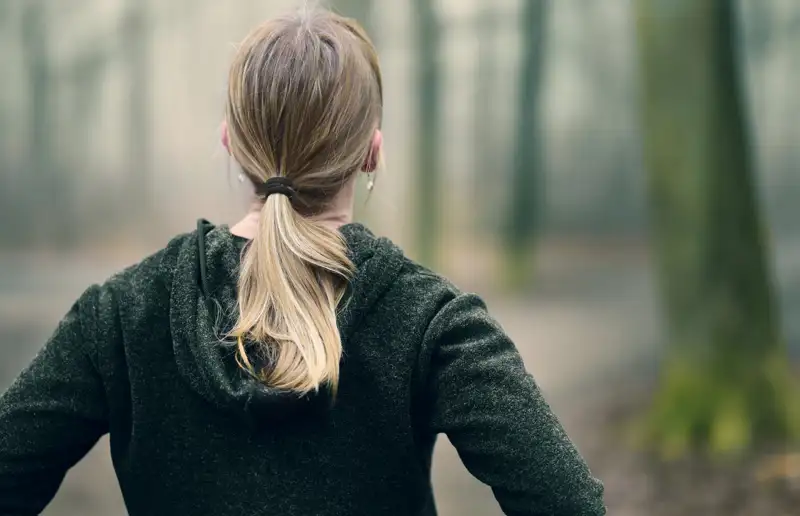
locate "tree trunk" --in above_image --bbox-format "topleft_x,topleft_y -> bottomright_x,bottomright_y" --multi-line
121,0 -> 153,233
67,49 -> 109,164
635,0 -> 799,457
472,5 -> 501,233
0,3 -> 17,243
21,0 -> 57,246
412,0 -> 441,266
505,0 -> 548,288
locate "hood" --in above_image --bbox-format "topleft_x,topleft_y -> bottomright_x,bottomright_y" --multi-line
168,220 -> 406,428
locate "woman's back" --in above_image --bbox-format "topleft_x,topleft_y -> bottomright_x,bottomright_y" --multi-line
93,222 -> 435,514
0,221 -> 604,515
0,8 -> 605,515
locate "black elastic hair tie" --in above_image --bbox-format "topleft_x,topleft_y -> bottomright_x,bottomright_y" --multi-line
255,176 -> 296,200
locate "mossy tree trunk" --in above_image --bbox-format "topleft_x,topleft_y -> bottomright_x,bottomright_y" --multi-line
412,0 -> 441,267
635,0 -> 799,457
505,0 -> 548,288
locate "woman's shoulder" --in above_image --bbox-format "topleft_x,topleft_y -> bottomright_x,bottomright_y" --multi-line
99,229 -> 195,294
396,258 -> 460,299
355,227 -> 456,289
76,228 -> 198,334
365,233 -> 470,322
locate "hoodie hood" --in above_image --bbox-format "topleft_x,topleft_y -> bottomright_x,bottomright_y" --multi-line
168,220 -> 406,427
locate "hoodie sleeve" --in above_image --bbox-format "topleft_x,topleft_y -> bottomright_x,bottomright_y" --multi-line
0,286 -> 109,515
422,293 -> 606,516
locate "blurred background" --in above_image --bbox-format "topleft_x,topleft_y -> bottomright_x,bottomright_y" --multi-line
1,0 -> 800,514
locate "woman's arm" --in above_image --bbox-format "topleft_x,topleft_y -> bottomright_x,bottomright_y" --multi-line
0,286 -> 109,515
423,293 -> 605,516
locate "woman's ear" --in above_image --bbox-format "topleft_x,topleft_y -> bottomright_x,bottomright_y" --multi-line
363,129 -> 383,172
220,120 -> 231,155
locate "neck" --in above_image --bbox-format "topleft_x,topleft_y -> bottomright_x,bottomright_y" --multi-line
230,177 -> 356,240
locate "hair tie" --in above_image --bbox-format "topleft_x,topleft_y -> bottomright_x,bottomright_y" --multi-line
255,176 -> 296,200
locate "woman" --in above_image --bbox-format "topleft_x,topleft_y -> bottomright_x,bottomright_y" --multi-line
0,8 -> 605,516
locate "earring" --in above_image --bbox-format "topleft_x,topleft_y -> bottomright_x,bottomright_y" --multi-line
366,173 -> 375,191
238,173 -> 245,183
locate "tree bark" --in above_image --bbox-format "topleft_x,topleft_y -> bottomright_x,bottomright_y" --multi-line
635,0 -> 799,456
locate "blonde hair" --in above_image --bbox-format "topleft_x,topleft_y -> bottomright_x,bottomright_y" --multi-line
224,9 -> 383,396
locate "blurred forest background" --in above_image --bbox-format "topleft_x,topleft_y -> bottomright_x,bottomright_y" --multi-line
1,0 -> 800,514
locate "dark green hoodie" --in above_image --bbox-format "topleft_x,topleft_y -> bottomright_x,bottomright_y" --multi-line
0,221 -> 605,516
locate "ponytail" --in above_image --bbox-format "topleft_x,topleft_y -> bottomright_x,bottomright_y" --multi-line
229,191 -> 354,395
223,8 -> 383,395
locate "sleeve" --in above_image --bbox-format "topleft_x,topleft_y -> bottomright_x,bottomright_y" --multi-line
423,293 -> 606,516
0,286 -> 109,515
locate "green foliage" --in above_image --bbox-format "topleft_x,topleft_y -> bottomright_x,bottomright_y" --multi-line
635,351 -> 800,460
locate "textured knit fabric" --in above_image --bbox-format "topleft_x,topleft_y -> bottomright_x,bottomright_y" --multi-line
0,221 -> 605,516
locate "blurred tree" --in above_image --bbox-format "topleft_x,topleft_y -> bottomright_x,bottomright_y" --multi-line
64,50 -> 110,163
62,43 -> 115,236
20,0 -> 49,244
412,0 -> 441,266
635,0 -> 799,457
0,1 -> 16,236
580,2 -> 642,235
472,4 -> 502,232
505,0 -> 549,288
121,0 -> 153,234
741,0 -> 773,60
21,0 -> 72,246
